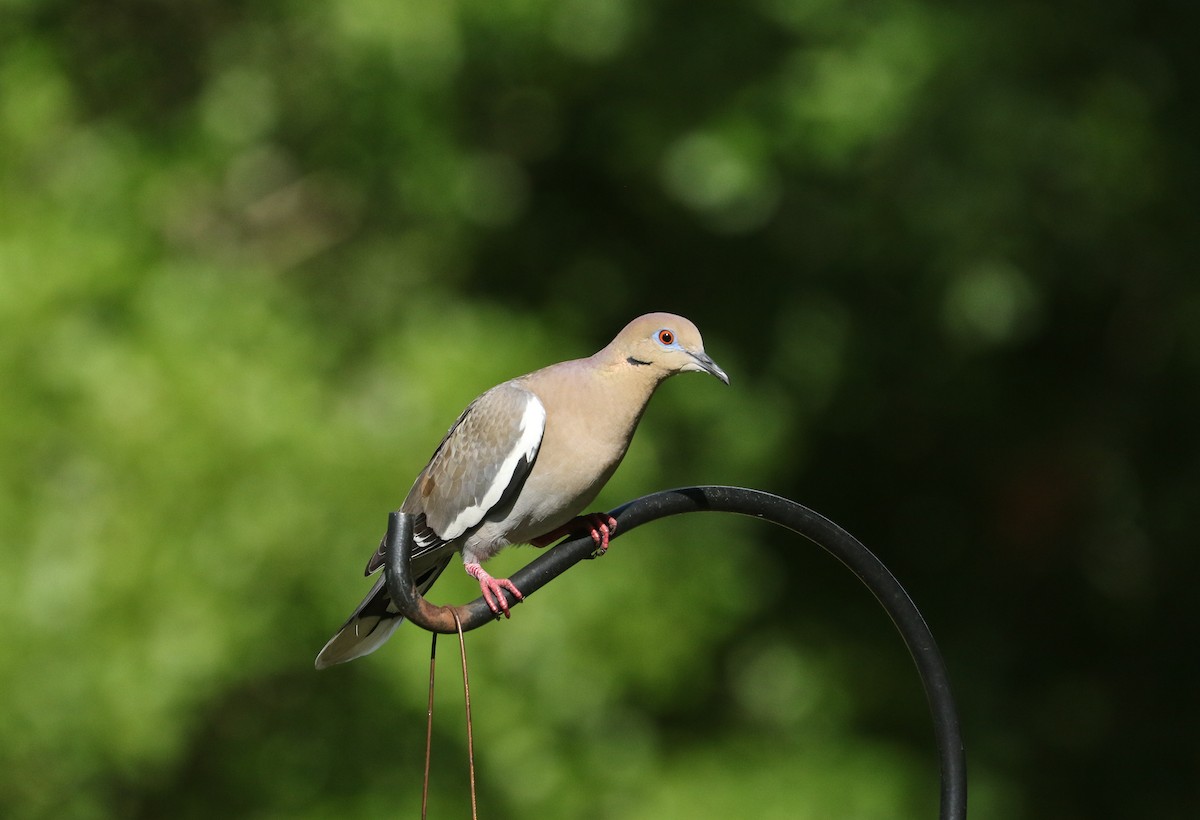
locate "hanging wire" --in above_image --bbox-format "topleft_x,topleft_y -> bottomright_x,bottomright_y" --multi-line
420,615 -> 481,819
422,633 -> 437,820
452,610 -> 479,820
383,486 -> 968,820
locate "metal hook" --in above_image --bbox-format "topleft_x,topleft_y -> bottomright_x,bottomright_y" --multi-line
382,485 -> 967,820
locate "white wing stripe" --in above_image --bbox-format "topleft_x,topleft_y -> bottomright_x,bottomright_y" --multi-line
441,395 -> 546,540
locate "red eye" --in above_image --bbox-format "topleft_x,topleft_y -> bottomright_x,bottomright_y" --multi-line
657,329 -> 674,345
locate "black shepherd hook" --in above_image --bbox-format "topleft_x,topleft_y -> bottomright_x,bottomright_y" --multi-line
383,485 -> 967,820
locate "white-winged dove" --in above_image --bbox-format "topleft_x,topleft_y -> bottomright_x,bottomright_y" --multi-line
315,312 -> 727,669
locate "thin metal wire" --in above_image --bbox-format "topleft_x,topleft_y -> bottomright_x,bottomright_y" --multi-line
452,609 -> 479,820
422,632 -> 437,820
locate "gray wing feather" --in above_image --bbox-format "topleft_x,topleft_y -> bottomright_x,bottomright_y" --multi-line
363,382 -> 545,575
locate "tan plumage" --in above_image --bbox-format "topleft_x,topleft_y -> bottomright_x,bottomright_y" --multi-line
315,312 -> 727,669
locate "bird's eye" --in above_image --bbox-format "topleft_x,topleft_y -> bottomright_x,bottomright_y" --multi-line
657,329 -> 675,345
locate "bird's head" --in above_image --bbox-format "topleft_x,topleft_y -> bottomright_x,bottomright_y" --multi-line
607,312 -> 729,385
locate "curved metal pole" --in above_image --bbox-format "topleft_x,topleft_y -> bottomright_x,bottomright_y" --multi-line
383,485 -> 967,820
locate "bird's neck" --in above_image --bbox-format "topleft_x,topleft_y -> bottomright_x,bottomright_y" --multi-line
583,352 -> 666,437
525,353 -> 659,439
590,349 -> 668,396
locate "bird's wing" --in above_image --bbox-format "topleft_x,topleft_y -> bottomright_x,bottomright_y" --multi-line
364,382 -> 546,575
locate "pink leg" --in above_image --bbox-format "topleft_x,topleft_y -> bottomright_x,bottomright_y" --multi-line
530,513 -> 619,555
465,562 -> 524,618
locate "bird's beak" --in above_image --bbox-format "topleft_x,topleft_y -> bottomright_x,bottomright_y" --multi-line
689,351 -> 730,385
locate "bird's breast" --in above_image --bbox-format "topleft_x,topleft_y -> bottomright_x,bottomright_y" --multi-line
494,381 -> 647,544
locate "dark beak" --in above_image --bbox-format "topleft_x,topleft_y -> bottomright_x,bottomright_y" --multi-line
691,352 -> 730,385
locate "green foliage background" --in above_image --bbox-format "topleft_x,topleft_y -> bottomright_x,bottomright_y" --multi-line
2,0 -> 1197,817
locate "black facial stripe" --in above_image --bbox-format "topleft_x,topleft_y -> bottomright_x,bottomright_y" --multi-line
626,356 -> 652,367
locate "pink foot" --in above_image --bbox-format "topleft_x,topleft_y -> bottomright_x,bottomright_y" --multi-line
530,513 -> 619,556
465,562 -> 524,617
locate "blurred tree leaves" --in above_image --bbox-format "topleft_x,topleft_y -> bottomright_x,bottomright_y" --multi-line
3,0 -> 1198,817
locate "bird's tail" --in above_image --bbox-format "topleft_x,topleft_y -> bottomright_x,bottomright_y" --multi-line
314,557 -> 450,669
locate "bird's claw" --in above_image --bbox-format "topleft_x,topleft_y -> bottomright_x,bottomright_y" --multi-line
530,513 -> 618,557
465,562 -> 524,618
583,513 -> 618,558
